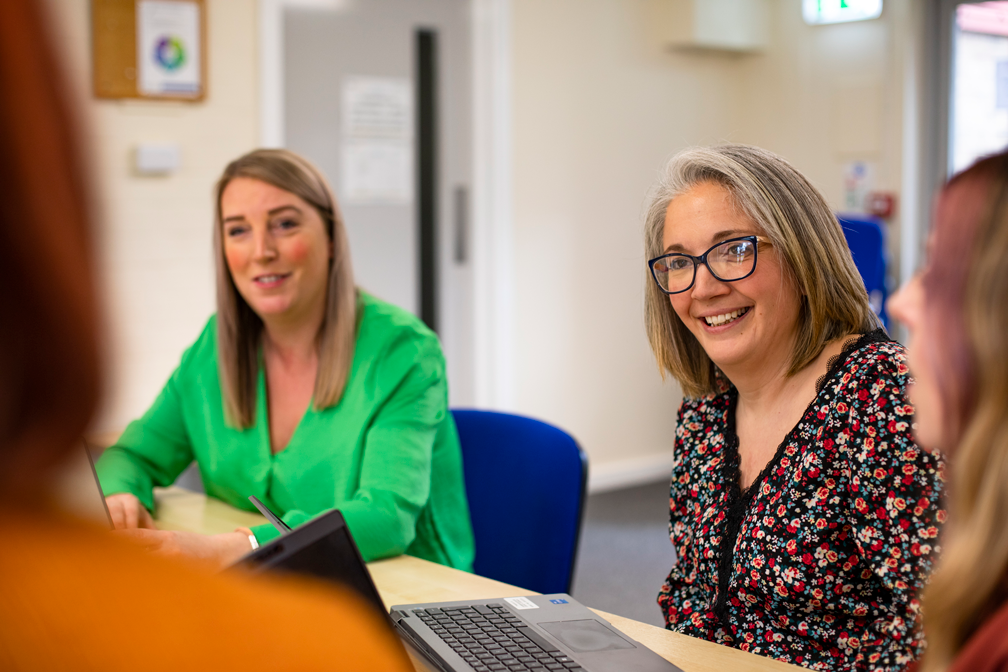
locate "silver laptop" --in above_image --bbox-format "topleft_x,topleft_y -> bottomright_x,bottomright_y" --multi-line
234,505 -> 683,672
47,441 -> 114,529
391,594 -> 683,672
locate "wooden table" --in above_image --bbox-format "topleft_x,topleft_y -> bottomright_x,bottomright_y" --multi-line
153,487 -> 804,672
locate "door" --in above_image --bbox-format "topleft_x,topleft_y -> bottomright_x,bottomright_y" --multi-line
283,0 -> 475,404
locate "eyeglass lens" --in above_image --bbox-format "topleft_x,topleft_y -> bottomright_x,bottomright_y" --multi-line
652,239 -> 756,293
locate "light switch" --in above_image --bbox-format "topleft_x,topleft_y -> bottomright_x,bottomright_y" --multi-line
134,143 -> 181,175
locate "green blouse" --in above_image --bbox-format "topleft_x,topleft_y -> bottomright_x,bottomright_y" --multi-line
96,292 -> 475,570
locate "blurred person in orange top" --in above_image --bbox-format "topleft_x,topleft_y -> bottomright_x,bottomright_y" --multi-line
0,2 -> 412,671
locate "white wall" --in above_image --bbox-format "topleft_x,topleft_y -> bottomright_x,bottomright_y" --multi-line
510,0 -> 744,489
735,0 -> 918,281
44,0 -> 260,438
509,0 -> 921,490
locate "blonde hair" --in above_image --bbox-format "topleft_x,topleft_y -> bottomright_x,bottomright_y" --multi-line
643,144 -> 879,397
213,149 -> 357,428
919,152 -> 1008,672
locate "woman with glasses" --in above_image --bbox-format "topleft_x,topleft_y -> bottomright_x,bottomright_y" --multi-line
643,144 -> 944,671
96,149 -> 474,571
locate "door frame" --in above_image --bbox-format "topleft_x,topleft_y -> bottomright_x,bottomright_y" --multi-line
256,0 -> 515,409
903,0 -> 983,288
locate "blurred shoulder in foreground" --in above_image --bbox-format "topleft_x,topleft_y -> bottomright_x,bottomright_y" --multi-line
0,1 -> 410,670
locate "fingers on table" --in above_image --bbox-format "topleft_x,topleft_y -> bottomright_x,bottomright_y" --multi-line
107,498 -> 133,530
107,494 -> 155,530
137,505 -> 156,529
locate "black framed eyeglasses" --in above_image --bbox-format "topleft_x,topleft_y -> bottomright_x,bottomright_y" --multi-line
648,235 -> 765,295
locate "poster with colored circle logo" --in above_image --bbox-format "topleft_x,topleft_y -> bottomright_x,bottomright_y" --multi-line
137,1 -> 202,97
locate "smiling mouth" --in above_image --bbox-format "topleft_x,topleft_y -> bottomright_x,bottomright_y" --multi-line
254,273 -> 290,284
703,307 -> 751,327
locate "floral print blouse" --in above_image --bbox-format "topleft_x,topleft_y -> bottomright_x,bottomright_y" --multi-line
658,330 -> 945,671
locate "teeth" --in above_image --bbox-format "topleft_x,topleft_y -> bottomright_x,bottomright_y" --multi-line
258,275 -> 282,283
704,308 -> 747,326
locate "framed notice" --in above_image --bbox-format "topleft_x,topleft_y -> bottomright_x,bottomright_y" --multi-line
92,0 -> 206,101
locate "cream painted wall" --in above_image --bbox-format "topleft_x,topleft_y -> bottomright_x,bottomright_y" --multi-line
735,0 -> 917,281
44,0 -> 260,435
509,0 -> 919,487
40,0 -> 919,481
510,0 -> 744,485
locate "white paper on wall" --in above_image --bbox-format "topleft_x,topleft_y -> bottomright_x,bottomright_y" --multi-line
136,0 -> 202,96
341,77 -> 413,204
842,160 -> 875,213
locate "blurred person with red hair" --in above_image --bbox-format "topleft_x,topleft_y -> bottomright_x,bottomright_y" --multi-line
0,2 -> 412,669
889,149 -> 1008,672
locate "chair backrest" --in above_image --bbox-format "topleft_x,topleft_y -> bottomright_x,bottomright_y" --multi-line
838,214 -> 889,328
451,409 -> 588,594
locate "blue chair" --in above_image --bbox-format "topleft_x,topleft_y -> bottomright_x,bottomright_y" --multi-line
838,215 -> 889,328
451,409 -> 588,594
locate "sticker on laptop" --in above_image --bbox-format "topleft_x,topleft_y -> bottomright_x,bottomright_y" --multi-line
504,597 -> 539,610
549,599 -> 568,605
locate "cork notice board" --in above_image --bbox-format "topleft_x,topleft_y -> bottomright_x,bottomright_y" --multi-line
92,0 -> 206,101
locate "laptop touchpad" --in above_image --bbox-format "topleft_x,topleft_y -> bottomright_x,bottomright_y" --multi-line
539,620 -> 636,653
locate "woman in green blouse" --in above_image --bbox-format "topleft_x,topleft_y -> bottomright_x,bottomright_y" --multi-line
97,149 -> 474,570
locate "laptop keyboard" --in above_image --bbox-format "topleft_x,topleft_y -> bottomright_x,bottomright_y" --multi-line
412,603 -> 586,672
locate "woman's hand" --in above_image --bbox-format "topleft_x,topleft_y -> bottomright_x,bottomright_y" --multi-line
105,493 -> 156,530
117,529 -> 254,569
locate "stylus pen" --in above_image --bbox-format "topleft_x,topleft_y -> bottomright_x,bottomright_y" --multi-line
248,495 -> 292,535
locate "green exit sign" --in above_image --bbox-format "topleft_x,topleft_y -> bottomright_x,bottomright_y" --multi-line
803,0 -> 883,25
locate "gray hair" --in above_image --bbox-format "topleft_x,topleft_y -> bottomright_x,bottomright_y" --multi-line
643,144 -> 879,397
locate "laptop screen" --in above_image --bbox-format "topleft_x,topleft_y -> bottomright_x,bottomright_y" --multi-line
231,509 -> 387,617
